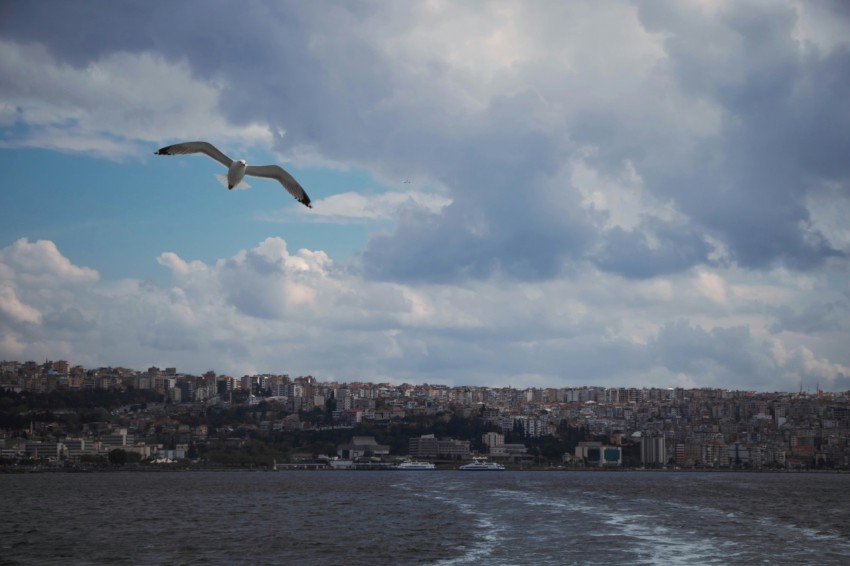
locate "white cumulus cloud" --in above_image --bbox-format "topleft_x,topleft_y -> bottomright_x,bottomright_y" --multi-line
0,237 -> 846,391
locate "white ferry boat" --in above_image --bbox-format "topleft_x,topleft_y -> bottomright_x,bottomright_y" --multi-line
396,460 -> 436,470
458,457 -> 506,471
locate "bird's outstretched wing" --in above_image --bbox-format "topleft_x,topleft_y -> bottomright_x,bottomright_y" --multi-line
245,164 -> 312,208
155,141 -> 233,168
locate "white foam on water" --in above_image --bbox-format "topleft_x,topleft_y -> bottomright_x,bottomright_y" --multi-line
403,485 -> 507,565
600,511 -> 730,565
392,474 -> 850,565
498,487 -> 736,565
434,501 -> 506,564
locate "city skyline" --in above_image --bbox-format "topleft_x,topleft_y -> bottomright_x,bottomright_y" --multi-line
1,356 -> 843,396
2,2 -> 850,392
4,353 -> 850,473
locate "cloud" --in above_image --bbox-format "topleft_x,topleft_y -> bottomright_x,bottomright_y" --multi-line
266,189 -> 452,223
648,317 -> 848,392
694,270 -> 728,305
634,1 -> 850,271
771,339 -> 850,388
212,238 -> 327,320
0,283 -> 42,325
651,321 -> 774,388
1,237 -> 848,391
0,39 -> 272,158
769,300 -> 850,335
0,238 -> 98,285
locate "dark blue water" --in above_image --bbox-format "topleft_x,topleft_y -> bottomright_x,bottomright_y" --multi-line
2,471 -> 849,565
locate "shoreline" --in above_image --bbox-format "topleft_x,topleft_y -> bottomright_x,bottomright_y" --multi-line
3,464 -> 846,474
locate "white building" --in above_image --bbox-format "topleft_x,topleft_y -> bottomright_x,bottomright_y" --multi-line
482,432 -> 505,454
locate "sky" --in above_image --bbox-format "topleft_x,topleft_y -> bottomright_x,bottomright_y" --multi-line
1,1 -> 849,392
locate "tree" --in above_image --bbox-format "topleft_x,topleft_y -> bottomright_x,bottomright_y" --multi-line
300,407 -> 324,426
324,397 -> 337,424
108,448 -> 127,466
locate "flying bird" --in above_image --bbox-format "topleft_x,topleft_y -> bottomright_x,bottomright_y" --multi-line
155,141 -> 312,208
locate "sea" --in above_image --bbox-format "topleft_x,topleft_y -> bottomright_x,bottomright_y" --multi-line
2,470 -> 849,565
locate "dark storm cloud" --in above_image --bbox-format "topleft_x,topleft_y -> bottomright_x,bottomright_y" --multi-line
650,320 -> 776,388
362,121 -> 594,282
768,298 -> 850,335
635,1 -> 850,271
1,1 -> 306,71
0,1 -> 356,142
358,1 -> 850,281
591,218 -> 714,279
43,308 -> 91,332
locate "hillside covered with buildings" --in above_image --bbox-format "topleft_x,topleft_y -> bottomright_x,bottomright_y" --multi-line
2,359 -> 849,470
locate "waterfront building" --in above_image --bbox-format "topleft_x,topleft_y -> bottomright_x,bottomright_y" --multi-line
337,436 -> 390,460
482,432 -> 505,455
409,434 -> 439,458
640,434 -> 667,466
575,442 -> 622,467
63,438 -> 94,461
100,428 -> 134,451
409,434 -> 471,460
25,441 -> 62,460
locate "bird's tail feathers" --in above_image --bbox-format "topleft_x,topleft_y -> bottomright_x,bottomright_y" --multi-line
215,173 -> 250,190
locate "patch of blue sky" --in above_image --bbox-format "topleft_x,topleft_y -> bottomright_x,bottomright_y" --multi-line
0,146 -> 401,281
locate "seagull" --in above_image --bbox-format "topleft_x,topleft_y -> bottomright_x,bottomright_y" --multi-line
155,141 -> 312,208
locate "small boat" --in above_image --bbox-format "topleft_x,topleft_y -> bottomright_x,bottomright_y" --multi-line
458,457 -> 505,471
397,460 -> 436,470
